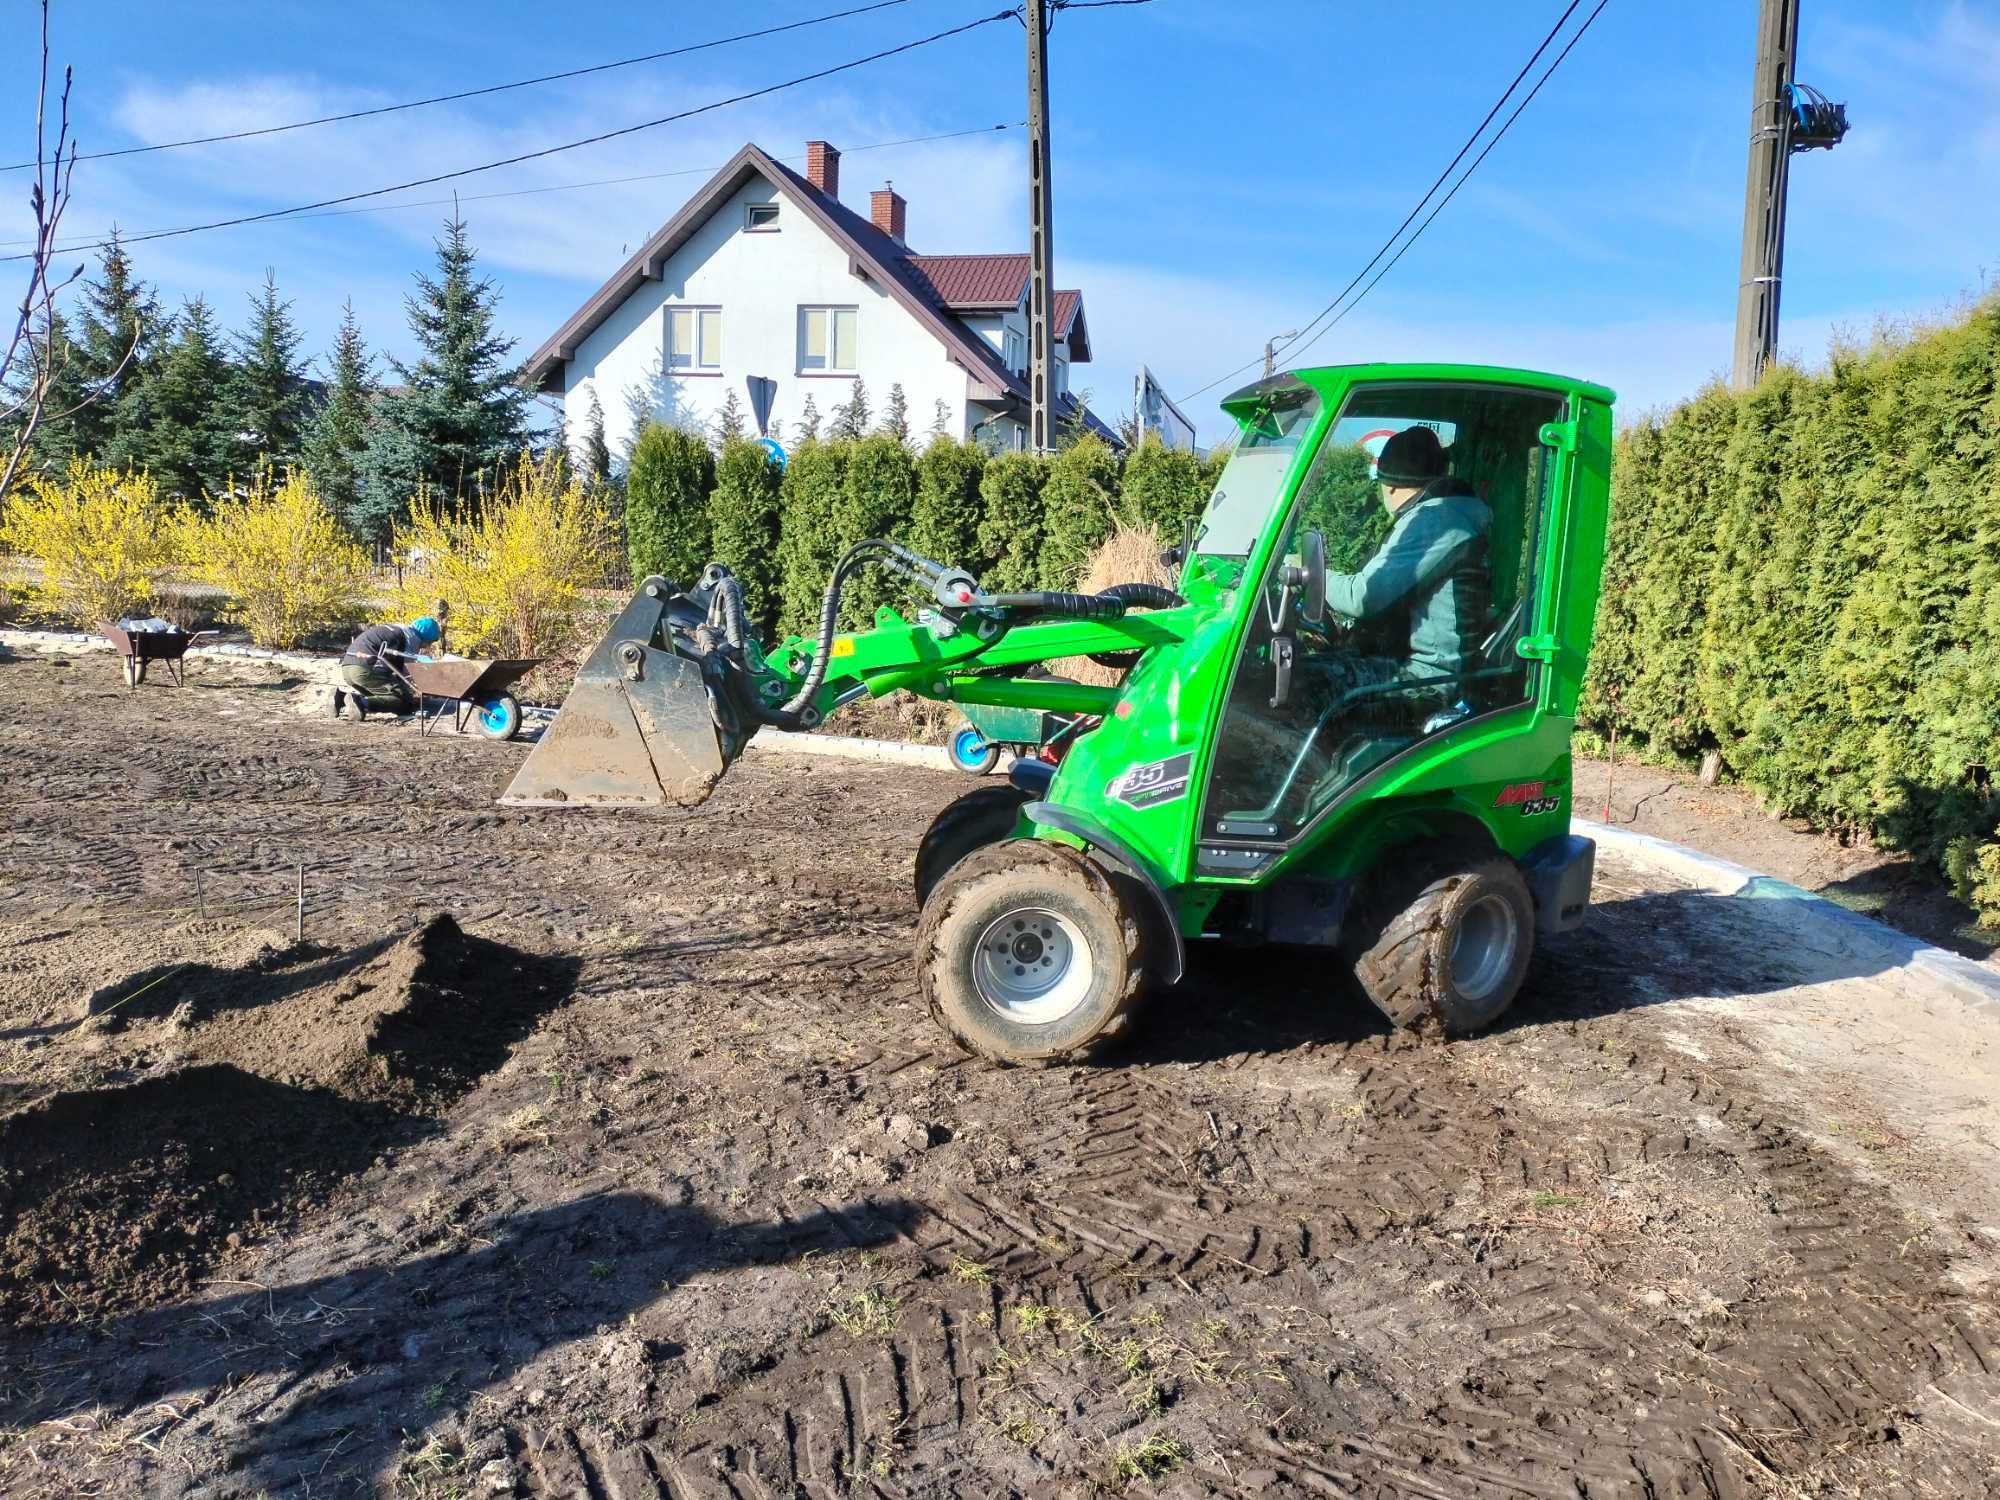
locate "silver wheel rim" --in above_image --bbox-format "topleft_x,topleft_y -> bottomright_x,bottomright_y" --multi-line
973,906 -> 1094,1024
1450,892 -> 1518,1004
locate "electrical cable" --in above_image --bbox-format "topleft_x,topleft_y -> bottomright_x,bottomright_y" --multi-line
2,8 -> 1018,263
1280,0 -> 1612,369
10,124 -> 1020,253
0,0 -> 920,174
1175,0 -> 1586,405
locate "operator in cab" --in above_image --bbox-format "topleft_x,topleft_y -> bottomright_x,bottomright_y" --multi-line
334,615 -> 441,721
1322,425 -> 1491,691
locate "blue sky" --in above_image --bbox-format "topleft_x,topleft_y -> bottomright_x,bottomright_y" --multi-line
4,0 -> 1996,443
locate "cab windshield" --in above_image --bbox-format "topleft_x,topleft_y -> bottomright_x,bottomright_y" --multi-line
1194,380 -> 1321,558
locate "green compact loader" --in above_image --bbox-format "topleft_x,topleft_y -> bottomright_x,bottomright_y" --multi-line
506,364 -> 1613,1062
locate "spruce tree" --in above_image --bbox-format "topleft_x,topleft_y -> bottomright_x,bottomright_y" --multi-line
929,398 -> 950,440
233,269 -> 307,468
829,378 -> 869,440
302,301 -> 376,535
5,308 -> 91,475
579,388 -> 612,485
795,392 -> 823,442
143,297 -> 242,501
74,230 -> 168,468
881,382 -> 910,444
358,214 -> 534,535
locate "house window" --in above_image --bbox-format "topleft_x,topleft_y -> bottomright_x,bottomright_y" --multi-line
744,202 -> 780,232
1003,329 -> 1025,372
799,306 -> 858,372
667,306 -> 721,371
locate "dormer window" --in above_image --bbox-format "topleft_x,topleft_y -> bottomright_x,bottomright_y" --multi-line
744,202 -> 780,232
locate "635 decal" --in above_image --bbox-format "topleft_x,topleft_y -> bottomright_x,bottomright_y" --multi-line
1495,780 -> 1564,816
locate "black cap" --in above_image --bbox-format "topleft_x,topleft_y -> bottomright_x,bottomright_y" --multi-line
1375,425 -> 1448,486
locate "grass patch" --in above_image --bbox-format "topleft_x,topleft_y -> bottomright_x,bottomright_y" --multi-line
825,1287 -> 901,1339
1110,1433 -> 1188,1485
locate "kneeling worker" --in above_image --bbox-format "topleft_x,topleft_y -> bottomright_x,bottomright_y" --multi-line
335,616 -> 441,720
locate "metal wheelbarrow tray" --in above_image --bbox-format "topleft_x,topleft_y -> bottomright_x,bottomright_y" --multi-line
399,656 -> 544,740
96,621 -> 219,688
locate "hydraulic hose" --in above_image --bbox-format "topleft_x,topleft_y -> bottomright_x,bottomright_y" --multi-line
759,539 -> 902,728
981,590 -> 1130,621
1097,582 -> 1185,610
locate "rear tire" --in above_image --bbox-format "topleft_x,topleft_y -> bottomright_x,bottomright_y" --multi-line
914,784 -> 1031,908
1346,847 -> 1535,1036
949,726 -> 1002,776
917,840 -> 1145,1064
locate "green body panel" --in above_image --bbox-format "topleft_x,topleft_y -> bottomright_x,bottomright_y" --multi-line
753,362 -> 1614,935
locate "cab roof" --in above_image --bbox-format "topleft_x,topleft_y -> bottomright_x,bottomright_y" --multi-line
1221,362 -> 1616,415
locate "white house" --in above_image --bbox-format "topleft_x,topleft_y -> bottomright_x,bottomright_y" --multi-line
524,140 -> 1118,460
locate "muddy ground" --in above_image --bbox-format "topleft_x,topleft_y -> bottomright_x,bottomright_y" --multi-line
3,648 -> 2000,1499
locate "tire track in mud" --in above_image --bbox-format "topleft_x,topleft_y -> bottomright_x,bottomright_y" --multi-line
515,1021 -> 1990,1499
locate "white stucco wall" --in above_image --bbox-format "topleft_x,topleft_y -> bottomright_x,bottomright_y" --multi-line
561,177 -> 984,462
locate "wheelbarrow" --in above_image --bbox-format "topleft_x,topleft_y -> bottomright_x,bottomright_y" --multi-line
948,699 -> 1092,776
398,656 -> 544,741
96,621 -> 219,688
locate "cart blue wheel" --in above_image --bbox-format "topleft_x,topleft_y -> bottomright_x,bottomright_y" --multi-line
950,726 -> 1002,776
474,692 -> 523,742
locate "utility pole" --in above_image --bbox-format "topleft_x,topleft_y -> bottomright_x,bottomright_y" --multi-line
1731,0 -> 1800,389
1025,0 -> 1055,451
1263,330 -> 1299,381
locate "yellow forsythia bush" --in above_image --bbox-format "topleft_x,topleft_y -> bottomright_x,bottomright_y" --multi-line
176,469 -> 368,648
0,461 -> 180,624
391,452 -> 613,658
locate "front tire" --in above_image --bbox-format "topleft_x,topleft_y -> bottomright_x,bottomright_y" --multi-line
917,840 -> 1145,1064
1346,847 -> 1535,1036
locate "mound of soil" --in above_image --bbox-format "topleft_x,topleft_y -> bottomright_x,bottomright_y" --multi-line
0,916 -> 574,1327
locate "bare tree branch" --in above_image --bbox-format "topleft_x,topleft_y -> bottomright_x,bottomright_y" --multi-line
0,3 -> 111,500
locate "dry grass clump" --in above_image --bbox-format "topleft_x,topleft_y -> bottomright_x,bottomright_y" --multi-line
1057,517 -> 1179,687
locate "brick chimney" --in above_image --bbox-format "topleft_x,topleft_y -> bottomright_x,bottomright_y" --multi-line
871,182 -> 907,245
805,140 -> 840,198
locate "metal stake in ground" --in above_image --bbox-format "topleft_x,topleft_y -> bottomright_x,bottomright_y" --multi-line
296,862 -> 305,945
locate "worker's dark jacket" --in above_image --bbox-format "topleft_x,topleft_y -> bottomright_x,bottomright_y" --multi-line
341,623 -> 418,669
1324,479 -> 1492,678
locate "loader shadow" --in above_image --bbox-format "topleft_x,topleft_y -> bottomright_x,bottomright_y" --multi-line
1,1192 -> 918,1496
1117,885 -> 1909,1068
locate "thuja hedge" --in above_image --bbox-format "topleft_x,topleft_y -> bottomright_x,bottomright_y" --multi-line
615,425 -> 1227,639
1579,296 -> 2000,923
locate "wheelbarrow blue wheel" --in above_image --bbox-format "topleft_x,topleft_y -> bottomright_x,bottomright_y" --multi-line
950,726 -> 1002,776
474,692 -> 523,742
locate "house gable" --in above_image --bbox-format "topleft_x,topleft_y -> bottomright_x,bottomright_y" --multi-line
525,145 -> 1019,402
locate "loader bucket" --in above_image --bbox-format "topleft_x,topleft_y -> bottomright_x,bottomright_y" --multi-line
500,578 -> 747,809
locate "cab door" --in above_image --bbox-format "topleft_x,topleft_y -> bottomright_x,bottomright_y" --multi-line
1199,381 -> 1568,846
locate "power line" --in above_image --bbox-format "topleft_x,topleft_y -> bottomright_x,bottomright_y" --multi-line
1176,0 -> 1586,404
0,0 -> 920,174
13,124 -> 1020,253
4,9 -> 1018,263
1280,0 -> 1612,369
